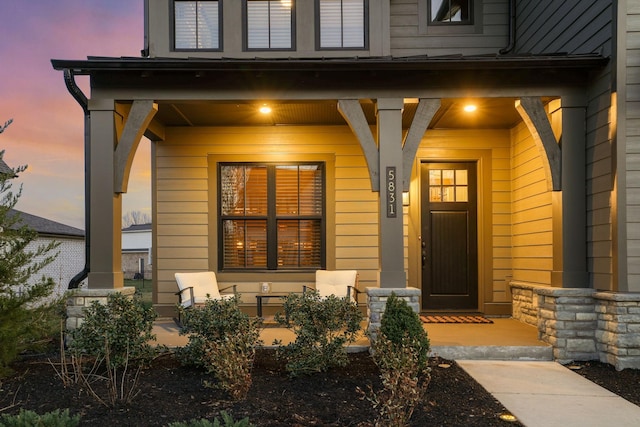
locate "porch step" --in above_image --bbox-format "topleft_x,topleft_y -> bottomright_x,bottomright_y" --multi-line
429,345 -> 553,361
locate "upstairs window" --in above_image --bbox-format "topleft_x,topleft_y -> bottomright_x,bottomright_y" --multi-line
219,162 -> 325,270
429,0 -> 472,25
244,0 -> 295,50
174,1 -> 221,50
318,0 -> 366,49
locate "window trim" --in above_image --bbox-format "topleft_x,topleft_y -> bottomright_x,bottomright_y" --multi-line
217,161 -> 326,272
243,0 -> 297,51
427,0 -> 473,26
315,0 -> 369,51
418,0 -> 482,35
172,0 -> 223,52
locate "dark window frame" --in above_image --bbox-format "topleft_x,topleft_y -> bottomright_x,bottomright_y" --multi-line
315,0 -> 369,50
427,0 -> 473,26
172,0 -> 223,52
218,161 -> 326,272
242,0 -> 297,51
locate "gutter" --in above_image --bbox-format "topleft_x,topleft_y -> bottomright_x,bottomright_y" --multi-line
499,0 -> 516,55
63,69 -> 90,289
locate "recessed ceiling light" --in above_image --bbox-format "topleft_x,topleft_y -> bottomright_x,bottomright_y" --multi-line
463,104 -> 477,112
259,105 -> 272,114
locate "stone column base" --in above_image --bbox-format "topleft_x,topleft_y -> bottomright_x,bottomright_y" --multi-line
66,287 -> 136,331
595,292 -> 640,371
366,287 -> 421,341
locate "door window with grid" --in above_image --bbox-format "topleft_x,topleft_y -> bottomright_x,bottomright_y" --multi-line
219,163 -> 324,270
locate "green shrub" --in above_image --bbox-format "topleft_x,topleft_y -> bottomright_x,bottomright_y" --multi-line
0,409 -> 80,427
60,292 -> 159,407
363,334 -> 431,427
69,292 -> 158,369
274,290 -> 363,376
378,293 -> 430,371
177,296 -> 262,400
167,411 -> 254,427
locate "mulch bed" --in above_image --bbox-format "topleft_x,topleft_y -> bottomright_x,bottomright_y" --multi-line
1,349 -> 522,426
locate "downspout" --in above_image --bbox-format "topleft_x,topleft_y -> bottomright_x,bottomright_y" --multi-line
499,0 -> 516,55
64,69 -> 90,289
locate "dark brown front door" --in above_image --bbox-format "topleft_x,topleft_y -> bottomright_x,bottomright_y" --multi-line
421,162 -> 478,310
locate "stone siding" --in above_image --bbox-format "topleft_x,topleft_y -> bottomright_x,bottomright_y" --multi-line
510,281 -> 539,326
595,292 -> 640,370
510,282 -> 640,370
536,288 -> 597,364
66,287 -> 136,331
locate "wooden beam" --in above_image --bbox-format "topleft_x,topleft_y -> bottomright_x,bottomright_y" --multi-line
402,98 -> 440,191
515,97 -> 561,191
114,100 -> 158,193
338,99 -> 380,191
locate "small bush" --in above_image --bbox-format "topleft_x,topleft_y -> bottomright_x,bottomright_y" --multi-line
167,411 -> 254,427
177,296 -> 262,400
362,293 -> 431,426
69,292 -> 158,368
378,293 -> 430,371
61,292 -> 159,407
363,334 -> 431,427
274,290 -> 363,376
0,408 -> 80,427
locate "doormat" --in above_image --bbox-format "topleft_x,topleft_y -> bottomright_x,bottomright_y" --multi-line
420,315 -> 493,324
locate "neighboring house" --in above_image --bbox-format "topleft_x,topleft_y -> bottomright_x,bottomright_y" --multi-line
10,209 -> 86,298
122,223 -> 152,280
53,1 -> 640,369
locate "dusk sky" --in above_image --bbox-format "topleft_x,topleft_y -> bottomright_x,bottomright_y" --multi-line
1,1 -> 149,230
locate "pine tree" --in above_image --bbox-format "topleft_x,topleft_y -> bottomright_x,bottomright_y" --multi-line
0,120 -> 63,376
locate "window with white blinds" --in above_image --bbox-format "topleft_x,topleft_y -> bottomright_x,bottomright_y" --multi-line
174,1 -> 220,50
245,0 -> 294,50
220,163 -> 324,270
318,0 -> 366,49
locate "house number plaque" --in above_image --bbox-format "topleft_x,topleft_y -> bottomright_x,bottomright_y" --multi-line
386,166 -> 397,218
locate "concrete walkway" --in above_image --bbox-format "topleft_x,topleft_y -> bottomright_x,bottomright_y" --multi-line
458,360 -> 640,427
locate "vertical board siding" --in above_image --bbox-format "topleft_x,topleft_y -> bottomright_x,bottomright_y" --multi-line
626,2 -> 640,290
510,120 -> 552,286
515,0 -> 612,55
389,0 -> 509,57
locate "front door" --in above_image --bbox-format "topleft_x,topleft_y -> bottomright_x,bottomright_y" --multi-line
421,162 -> 478,310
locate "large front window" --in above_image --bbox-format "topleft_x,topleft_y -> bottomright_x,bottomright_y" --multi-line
174,1 -> 221,50
318,0 -> 366,49
245,0 -> 294,50
219,163 -> 324,270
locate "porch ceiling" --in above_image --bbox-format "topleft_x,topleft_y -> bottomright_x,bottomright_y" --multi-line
153,97 -> 527,130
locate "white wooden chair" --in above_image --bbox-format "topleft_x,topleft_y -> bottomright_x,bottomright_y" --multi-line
304,270 -> 360,303
174,271 -> 236,309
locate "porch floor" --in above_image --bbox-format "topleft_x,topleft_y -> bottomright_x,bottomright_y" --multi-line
153,317 -> 552,361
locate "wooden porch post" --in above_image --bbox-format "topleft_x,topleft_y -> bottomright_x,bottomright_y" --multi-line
87,100 -> 123,289
376,98 -> 406,288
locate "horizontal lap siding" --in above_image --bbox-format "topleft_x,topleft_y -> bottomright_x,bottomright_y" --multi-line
511,121 -> 552,286
626,3 -> 640,290
154,126 -> 379,307
389,0 -> 509,57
